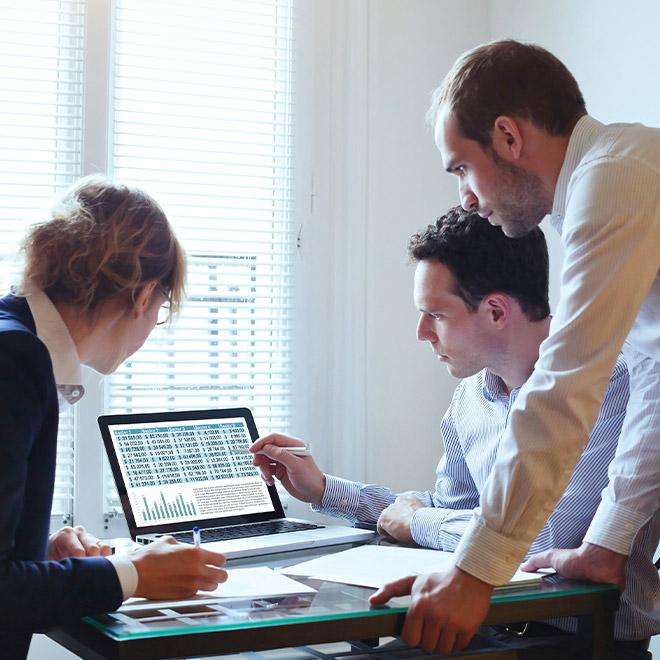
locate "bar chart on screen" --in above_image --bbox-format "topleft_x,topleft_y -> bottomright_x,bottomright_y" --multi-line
140,491 -> 197,521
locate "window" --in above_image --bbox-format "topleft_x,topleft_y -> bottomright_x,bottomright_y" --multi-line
104,0 -> 295,516
0,0 -> 85,523
0,0 -> 295,532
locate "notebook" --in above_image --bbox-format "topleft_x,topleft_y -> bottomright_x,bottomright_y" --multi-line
99,407 -> 373,559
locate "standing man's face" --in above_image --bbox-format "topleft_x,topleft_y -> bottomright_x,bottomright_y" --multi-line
435,109 -> 549,238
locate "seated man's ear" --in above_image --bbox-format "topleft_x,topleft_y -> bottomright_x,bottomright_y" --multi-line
482,293 -> 510,326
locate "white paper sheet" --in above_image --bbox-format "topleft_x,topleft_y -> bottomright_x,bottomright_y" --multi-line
280,545 -> 544,590
121,566 -> 316,611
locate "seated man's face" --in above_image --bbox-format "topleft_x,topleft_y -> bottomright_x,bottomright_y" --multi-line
414,259 -> 497,379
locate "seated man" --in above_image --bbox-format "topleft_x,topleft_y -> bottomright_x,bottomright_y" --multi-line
251,207 -> 659,656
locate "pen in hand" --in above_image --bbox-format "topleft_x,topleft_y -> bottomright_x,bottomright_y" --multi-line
192,526 -> 201,548
229,445 -> 311,457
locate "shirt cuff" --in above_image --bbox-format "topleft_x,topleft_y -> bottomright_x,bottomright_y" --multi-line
107,554 -> 139,600
453,516 -> 530,586
311,474 -> 362,518
583,500 -> 646,555
410,508 -> 445,549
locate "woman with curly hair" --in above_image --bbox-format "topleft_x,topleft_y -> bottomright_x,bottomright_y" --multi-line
0,176 -> 226,659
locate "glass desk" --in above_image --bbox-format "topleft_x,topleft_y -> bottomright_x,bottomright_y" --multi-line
47,544 -> 619,660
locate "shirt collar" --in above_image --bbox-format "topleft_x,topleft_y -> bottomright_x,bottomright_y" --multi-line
481,369 -> 510,401
552,115 -> 605,219
24,289 -> 84,406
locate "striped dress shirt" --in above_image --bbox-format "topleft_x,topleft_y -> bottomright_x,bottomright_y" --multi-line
315,358 -> 660,640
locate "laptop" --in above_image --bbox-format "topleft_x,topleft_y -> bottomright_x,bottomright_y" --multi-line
99,407 -> 374,559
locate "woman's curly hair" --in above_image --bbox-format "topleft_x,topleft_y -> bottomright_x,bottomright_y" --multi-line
20,175 -> 185,320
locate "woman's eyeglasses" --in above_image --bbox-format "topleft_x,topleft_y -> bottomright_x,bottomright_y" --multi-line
156,285 -> 172,326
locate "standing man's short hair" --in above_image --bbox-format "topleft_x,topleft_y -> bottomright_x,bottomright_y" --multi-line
428,39 -> 587,147
408,206 -> 550,322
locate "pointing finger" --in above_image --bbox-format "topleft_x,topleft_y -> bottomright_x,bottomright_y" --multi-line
369,574 -> 417,605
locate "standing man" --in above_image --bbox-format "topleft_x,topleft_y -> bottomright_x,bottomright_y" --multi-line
371,39 -> 660,655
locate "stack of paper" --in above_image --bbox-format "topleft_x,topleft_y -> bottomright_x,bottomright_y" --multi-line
280,545 -> 545,590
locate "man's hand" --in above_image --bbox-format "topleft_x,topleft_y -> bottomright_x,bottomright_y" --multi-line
48,525 -> 112,560
522,541 -> 627,589
249,433 -> 326,504
377,495 -> 424,543
369,566 -> 493,655
131,536 -> 227,599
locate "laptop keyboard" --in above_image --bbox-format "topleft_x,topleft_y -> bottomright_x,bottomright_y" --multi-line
170,520 -> 323,544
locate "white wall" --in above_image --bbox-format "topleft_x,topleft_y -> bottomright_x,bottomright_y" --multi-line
491,0 -> 660,127
290,0 -> 491,500
363,1 -> 492,487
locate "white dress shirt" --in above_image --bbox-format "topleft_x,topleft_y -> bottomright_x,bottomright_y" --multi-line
25,289 -> 138,599
454,115 -> 660,586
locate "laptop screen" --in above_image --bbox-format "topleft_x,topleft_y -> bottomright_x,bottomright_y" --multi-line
102,411 -> 278,531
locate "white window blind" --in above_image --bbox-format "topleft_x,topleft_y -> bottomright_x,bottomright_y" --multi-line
105,0 -> 295,512
0,0 -> 85,521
